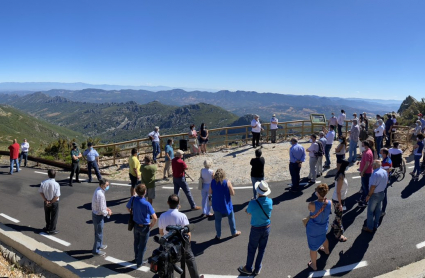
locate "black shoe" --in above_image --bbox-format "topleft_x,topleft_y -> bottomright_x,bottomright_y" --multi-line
75,180 -> 81,183
238,266 -> 252,275
42,227 -> 48,232
69,183 -> 73,187
49,230 -> 59,234
88,180 -> 92,183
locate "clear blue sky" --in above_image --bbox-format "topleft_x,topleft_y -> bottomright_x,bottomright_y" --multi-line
0,0 -> 424,99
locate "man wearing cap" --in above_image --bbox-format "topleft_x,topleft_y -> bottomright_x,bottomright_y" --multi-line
270,114 -> 278,143
70,142 -> 82,186
83,142 -> 102,183
238,181 -> 273,276
251,115 -> 263,148
328,113 -> 338,133
148,127 -> 160,163
171,150 -> 201,210
19,138 -> 30,167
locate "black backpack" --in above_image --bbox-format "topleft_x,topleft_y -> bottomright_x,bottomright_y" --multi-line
315,140 -> 324,157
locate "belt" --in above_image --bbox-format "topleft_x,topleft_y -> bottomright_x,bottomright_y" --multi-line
251,224 -> 270,229
138,224 -> 150,227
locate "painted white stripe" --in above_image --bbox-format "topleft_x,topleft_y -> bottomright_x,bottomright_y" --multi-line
0,213 -> 20,223
233,186 -> 253,189
110,183 -> 131,187
39,232 -> 71,246
163,186 -> 193,189
35,171 -> 48,175
352,176 -> 361,179
308,261 -> 368,277
316,181 -> 321,184
416,241 -> 425,249
408,166 -> 414,169
104,256 -> 149,272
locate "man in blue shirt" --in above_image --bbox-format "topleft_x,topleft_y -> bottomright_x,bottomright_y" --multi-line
238,181 -> 273,276
363,160 -> 388,233
126,184 -> 157,268
289,138 -> 305,192
163,139 -> 174,180
83,142 -> 102,183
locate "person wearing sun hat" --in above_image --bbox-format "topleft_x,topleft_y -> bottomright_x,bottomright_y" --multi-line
238,181 -> 273,276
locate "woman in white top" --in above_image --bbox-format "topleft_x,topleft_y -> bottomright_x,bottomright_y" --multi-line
332,160 -> 349,242
200,160 -> 214,217
335,136 -> 347,171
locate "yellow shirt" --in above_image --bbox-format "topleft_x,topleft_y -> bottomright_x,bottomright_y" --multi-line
129,156 -> 141,177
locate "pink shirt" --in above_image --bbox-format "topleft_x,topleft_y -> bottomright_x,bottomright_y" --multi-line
360,149 -> 373,174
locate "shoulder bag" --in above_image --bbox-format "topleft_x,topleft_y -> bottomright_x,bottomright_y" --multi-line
128,197 -> 135,231
255,199 -> 270,219
302,198 -> 329,227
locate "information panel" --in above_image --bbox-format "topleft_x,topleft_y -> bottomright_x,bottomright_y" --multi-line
310,114 -> 326,124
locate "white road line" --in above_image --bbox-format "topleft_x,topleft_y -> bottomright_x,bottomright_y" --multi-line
408,166 -> 414,169
104,256 -> 149,272
163,186 -> 193,189
110,183 -> 131,187
416,241 -> 425,249
316,181 -> 321,184
39,232 -> 71,247
308,261 -> 368,277
233,186 -> 252,189
35,171 -> 48,175
0,213 -> 20,223
352,176 -> 361,179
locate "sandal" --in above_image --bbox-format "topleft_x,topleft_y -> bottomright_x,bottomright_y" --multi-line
307,261 -> 317,271
338,235 -> 348,242
232,231 -> 242,237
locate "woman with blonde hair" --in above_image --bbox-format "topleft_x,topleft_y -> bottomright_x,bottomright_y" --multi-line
305,183 -> 332,271
209,169 -> 241,240
200,159 -> 214,217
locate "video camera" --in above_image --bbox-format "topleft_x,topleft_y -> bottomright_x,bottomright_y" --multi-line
150,224 -> 193,278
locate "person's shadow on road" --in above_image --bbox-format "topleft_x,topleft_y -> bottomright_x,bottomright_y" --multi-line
401,177 -> 425,199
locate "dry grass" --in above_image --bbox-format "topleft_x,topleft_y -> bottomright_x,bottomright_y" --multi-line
0,250 -> 41,278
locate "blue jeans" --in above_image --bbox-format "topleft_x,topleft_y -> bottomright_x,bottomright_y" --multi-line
360,173 -> 371,202
19,152 -> 28,167
133,225 -> 150,266
251,177 -> 264,199
375,136 -> 383,158
173,177 -> 196,208
348,142 -> 357,162
214,210 -> 237,238
289,163 -> 301,190
245,226 -> 270,273
201,183 -> 212,215
324,144 -> 332,166
87,161 -> 102,181
367,191 -> 385,229
9,159 -> 19,174
92,213 -> 104,254
413,155 -> 422,176
152,141 -> 160,162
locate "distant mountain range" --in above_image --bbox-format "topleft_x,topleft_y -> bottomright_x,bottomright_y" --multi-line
0,92 -> 239,143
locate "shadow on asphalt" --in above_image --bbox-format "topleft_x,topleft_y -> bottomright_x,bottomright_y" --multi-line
191,235 -> 234,257
224,147 -> 252,158
5,223 -> 43,234
401,177 -> 425,199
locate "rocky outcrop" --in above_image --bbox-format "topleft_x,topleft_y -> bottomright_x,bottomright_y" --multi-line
398,95 -> 417,114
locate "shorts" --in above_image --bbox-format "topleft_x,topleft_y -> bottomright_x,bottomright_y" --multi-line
129,173 -> 138,188
336,154 -> 345,164
146,187 -> 155,199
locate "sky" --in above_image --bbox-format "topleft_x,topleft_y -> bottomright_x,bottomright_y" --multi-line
0,0 -> 424,100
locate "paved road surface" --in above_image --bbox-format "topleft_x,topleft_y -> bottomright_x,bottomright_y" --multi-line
1,160 -> 425,278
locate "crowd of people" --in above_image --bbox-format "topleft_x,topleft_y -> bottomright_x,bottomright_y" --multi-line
7,109 -> 425,277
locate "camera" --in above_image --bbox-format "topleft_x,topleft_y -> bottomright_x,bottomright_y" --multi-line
150,225 -> 193,278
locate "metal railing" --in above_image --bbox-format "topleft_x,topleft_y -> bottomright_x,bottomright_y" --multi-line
94,120 -> 356,165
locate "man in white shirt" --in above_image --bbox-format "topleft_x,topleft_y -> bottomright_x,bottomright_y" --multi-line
374,120 -> 385,158
158,194 -> 200,278
251,115 -> 263,148
91,179 -> 112,256
270,114 -> 278,143
306,134 -> 319,183
337,110 -> 346,138
38,170 -> 60,234
20,138 -> 30,167
148,126 -> 161,163
322,125 -> 335,168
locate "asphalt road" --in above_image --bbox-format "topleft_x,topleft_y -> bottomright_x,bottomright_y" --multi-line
1,157 -> 425,278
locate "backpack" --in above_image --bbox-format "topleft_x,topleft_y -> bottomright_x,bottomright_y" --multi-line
315,140 -> 324,157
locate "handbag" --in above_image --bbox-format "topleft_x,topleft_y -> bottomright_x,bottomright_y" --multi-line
128,197 -> 135,231
302,198 -> 329,227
